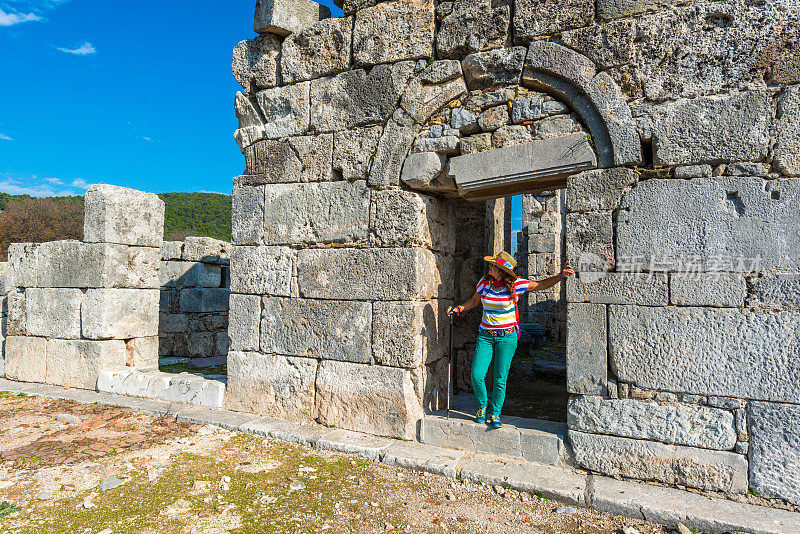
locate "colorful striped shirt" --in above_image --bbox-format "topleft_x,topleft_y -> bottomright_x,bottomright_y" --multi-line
475,277 -> 531,331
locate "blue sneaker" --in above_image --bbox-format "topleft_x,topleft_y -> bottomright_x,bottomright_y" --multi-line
487,415 -> 503,429
475,407 -> 486,424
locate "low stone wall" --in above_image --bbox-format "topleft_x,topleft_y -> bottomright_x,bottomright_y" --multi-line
0,262 -> 10,377
3,185 -> 164,389
159,238 -> 231,361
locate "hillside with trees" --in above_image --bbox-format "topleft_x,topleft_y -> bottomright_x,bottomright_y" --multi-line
0,192 -> 232,261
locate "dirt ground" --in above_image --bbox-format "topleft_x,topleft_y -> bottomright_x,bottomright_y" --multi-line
0,392 -> 669,534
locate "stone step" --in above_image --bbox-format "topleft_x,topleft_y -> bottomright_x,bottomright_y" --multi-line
97,368 -> 226,408
421,410 -> 569,466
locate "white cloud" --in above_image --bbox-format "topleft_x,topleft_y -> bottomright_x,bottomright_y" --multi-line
0,8 -> 42,26
71,178 -> 90,189
0,174 -> 90,197
141,136 -> 152,142
45,177 -> 63,184
57,42 -> 96,56
0,133 -> 12,141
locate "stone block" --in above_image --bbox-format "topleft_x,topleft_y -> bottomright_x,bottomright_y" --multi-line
450,108 -> 479,135
160,261 -> 222,288
749,401 -> 800,505
465,87 -> 515,112
524,41 -> 596,89
254,0 -> 330,37
514,0 -> 594,41
180,288 -> 230,313
232,185 -> 265,246
400,152 -> 446,189
477,106 -> 508,132
181,238 -> 229,264
333,126 -> 382,182
671,272 -> 746,307
242,134 -> 333,183
460,133 -> 492,154
234,93 -> 266,151
315,360 -> 423,440
232,34 -> 281,93
261,181 -> 370,245
7,243 -> 38,288
186,332 -> 215,357
567,273 -> 668,306
401,77 -> 467,125
596,0 -> 680,20
511,95 -> 543,124
228,294 -> 261,352
255,82 -> 311,139
126,337 -> 159,370
422,414 -> 522,458
462,47 -> 526,91
568,396 -> 737,450
565,212 -> 614,271
229,246 -> 294,296
566,303 -> 607,395
297,247 -> 438,301
280,16 -> 352,84
648,91 -> 771,166
610,305 -> 800,403
753,273 -> 800,310
316,429 -> 394,461
560,20 -> 636,71
775,85 -> 800,176
160,241 -> 183,261
566,168 -> 638,212
617,177 -> 800,271
411,136 -> 459,155
492,125 -> 531,149
227,351 -> 317,422
81,289 -> 160,340
373,300 -> 448,368
353,0 -> 435,67
369,109 -> 420,189
6,291 -> 25,336
24,288 -> 82,339
569,430 -> 748,493
84,185 -> 165,247
260,298 -> 371,363
309,63 -> 414,132
45,339 -> 128,390
381,441 -> 466,478
532,115 -> 580,138
370,189 -> 453,253
584,72 -> 642,166
674,164 -> 713,179
436,0 -> 511,59
5,336 -> 47,383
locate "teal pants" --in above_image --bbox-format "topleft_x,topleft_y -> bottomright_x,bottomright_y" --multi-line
471,331 -> 517,416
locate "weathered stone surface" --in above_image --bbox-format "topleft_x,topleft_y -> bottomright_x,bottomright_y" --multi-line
352,0 -> 434,67
617,177 -> 800,271
477,106 -> 509,132
524,41 -> 596,89
333,126 -> 382,182
513,0 -> 594,41
646,91 -> 771,166
775,85 -> 800,176
160,261 -> 221,288
511,95 -> 543,123
492,125 -> 531,148
462,47 -> 526,90
532,115 -> 580,138
280,16 -> 353,84
370,189 -> 452,252
674,164 -> 712,179
315,360 -> 423,439
7,243 -> 38,288
229,246 -> 294,296
567,273 -> 668,306
232,185 -> 265,246
232,34 -> 281,93
596,0 -> 679,20
460,133 -> 492,154
610,305 -> 800,403
369,109 -> 420,188
254,0 -> 330,37
227,351 -> 317,421
465,87 -> 515,112
584,72 -> 642,166
450,108 -> 479,135
401,77 -> 467,125
569,430 -> 748,493
242,134 -> 333,183
180,238 -> 229,264
255,82 -> 311,139
566,303 -> 607,395
82,289 -> 160,340
560,20 -> 636,71
5,336 -> 47,383
411,136 -> 459,155
566,168 -> 638,212
234,92 -> 266,151
25,288 -> 82,339
671,273 -> 746,307
228,294 -> 261,352
565,211 -> 613,271
753,273 -> 800,311
260,298 -> 371,363
749,401 -> 800,505
400,152 -> 446,189
6,291 -> 25,336
180,288 -> 230,313
84,185 -> 165,247
436,0 -> 511,60
45,339 -> 128,390
373,300 -> 448,368
310,64 -> 413,132
422,414 -> 522,458
126,337 -> 158,370
568,396 -> 737,450
260,181 -> 369,245
297,247 -> 438,301
382,441 -> 466,478
341,0 -> 379,15
316,429 -> 393,461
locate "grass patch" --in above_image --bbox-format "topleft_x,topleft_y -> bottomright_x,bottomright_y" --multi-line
0,501 -> 21,517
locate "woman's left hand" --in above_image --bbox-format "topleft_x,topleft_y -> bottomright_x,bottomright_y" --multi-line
560,265 -> 575,279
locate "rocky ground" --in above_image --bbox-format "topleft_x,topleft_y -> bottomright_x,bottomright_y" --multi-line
0,392 -> 668,534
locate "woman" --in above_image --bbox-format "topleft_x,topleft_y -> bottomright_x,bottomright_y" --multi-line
447,251 -> 574,429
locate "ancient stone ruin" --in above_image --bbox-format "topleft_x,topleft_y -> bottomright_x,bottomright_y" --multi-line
2,0 -> 800,514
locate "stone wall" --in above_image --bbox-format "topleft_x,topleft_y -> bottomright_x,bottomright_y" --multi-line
230,0 -> 800,506
3,185 -> 164,390
0,263 -> 10,377
159,238 -> 231,361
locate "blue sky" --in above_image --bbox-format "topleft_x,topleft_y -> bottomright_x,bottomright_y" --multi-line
0,0 -> 343,197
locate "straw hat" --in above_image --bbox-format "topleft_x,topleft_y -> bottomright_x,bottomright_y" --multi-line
484,251 -> 518,279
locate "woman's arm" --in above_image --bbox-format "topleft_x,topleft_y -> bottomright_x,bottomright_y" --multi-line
447,292 -> 481,316
527,265 -> 575,292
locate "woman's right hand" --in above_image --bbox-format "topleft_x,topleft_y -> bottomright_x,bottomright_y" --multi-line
447,305 -> 461,316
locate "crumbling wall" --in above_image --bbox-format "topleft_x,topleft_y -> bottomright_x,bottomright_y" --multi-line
3,185 -> 164,389
159,238 -> 231,361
